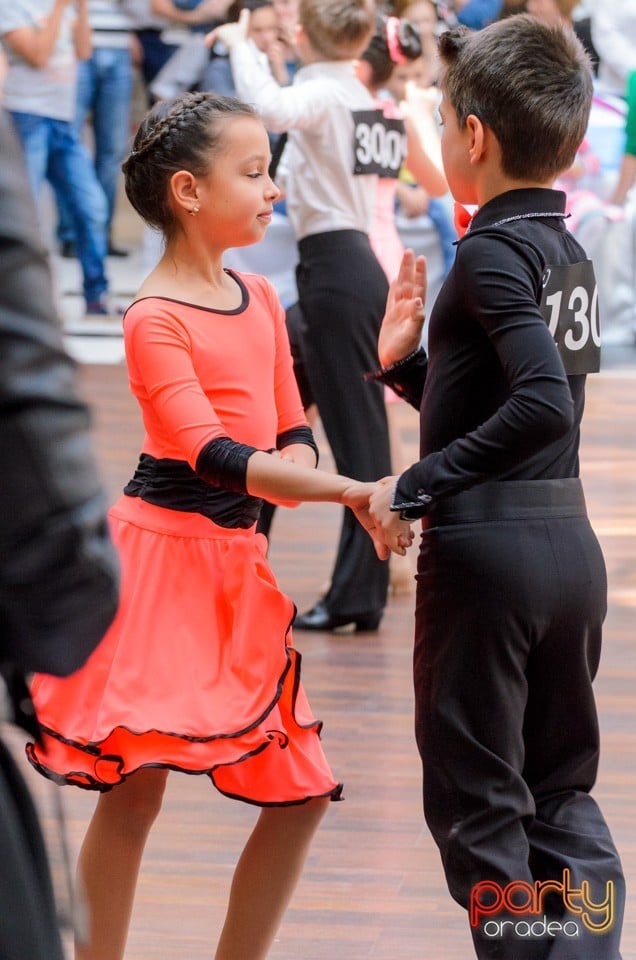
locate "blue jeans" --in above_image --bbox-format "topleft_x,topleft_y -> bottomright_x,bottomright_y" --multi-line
10,111 -> 108,305
58,47 -> 134,244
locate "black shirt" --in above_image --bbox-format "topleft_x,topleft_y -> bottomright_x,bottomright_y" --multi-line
389,188 -> 599,509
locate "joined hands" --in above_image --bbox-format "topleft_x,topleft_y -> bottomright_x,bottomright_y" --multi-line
342,479 -> 413,561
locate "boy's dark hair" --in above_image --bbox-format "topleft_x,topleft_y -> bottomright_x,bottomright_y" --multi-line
122,92 -> 258,239
361,13 -> 422,87
438,14 -> 593,182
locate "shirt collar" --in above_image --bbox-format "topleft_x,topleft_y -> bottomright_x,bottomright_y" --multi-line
469,188 -> 567,233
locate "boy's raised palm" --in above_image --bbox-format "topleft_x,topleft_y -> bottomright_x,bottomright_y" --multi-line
378,249 -> 427,368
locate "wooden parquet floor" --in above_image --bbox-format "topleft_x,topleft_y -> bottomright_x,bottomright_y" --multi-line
10,362 -> 636,960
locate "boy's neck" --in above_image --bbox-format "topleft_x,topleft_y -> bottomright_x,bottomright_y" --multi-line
477,174 -> 557,208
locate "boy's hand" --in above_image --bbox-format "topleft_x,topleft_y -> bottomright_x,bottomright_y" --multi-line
205,6 -> 249,49
342,481 -> 414,559
378,249 -> 427,368
368,477 -> 415,549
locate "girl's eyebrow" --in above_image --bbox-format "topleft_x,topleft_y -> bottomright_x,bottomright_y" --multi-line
243,152 -> 269,162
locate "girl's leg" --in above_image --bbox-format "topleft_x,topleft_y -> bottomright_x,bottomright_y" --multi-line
75,767 -> 169,960
215,796 -> 330,960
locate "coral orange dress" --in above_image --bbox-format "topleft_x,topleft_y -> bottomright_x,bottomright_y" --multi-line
28,271 -> 342,805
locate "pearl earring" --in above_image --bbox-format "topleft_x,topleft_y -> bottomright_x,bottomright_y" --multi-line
189,204 -> 200,217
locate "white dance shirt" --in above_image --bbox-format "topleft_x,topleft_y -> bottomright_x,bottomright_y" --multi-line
230,41 -> 378,241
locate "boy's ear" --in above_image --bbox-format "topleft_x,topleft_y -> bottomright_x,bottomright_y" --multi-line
466,113 -> 486,165
169,170 -> 198,215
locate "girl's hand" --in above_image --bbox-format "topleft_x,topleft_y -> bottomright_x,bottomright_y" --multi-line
341,480 -> 414,560
378,249 -> 427,368
367,477 -> 416,556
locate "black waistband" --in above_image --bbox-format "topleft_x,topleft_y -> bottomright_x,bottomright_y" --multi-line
298,229 -> 371,256
124,454 -> 262,529
424,478 -> 587,527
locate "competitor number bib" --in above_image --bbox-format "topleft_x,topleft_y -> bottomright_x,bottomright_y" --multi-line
539,261 -> 601,375
352,109 -> 407,178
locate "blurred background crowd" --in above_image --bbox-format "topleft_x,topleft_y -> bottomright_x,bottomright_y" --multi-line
0,0 -> 633,345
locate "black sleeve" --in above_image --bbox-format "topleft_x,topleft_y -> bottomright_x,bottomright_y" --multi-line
195,436 -> 260,492
276,425 -> 319,465
396,233 -> 574,505
0,109 -> 119,679
365,347 -> 428,410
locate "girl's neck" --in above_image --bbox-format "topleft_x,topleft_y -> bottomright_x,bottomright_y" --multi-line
137,240 -> 243,311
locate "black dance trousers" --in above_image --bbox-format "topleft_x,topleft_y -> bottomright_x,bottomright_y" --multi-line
413,479 -> 625,959
295,230 -> 392,618
0,737 -> 66,960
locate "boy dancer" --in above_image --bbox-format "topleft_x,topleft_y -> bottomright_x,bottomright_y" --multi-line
363,14 -> 625,959
210,0 -> 393,632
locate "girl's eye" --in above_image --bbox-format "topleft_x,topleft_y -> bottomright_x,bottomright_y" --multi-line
248,171 -> 263,179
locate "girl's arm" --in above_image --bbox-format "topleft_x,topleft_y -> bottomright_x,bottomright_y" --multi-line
244,454 -> 411,558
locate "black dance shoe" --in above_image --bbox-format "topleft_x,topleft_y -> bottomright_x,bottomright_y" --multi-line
293,599 -> 381,633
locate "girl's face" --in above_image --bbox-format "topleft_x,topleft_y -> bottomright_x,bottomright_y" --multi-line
385,56 -> 433,101
248,5 -> 280,53
194,116 -> 280,248
401,0 -> 438,40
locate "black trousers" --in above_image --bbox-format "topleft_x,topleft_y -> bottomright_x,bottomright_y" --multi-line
0,737 -> 66,960
295,230 -> 391,618
413,479 -> 624,959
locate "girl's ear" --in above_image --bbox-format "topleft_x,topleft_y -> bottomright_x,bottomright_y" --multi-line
169,170 -> 199,217
465,113 -> 486,165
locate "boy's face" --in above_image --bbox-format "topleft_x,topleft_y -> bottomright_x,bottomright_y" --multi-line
439,93 -> 478,203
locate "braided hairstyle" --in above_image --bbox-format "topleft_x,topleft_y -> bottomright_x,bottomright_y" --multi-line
122,92 -> 259,239
360,13 -> 422,87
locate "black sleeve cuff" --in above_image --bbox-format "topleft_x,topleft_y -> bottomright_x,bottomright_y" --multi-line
195,436 -> 259,493
276,425 -> 319,466
365,347 -> 427,410
390,477 -> 433,520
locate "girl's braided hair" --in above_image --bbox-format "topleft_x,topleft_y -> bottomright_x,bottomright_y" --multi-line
122,92 -> 258,238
